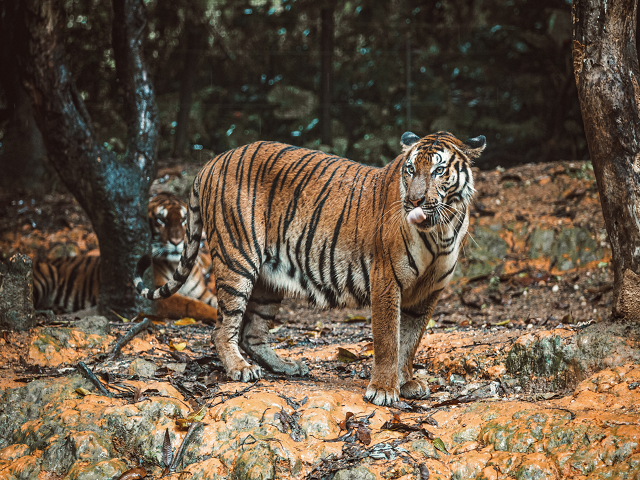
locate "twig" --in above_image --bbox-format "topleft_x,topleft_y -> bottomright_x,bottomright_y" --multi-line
170,421 -> 203,472
77,361 -> 112,397
109,317 -> 152,359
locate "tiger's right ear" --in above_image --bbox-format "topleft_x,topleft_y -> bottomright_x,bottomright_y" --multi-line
401,132 -> 420,153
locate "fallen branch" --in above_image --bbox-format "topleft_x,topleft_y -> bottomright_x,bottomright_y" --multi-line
109,317 -> 153,359
170,421 -> 203,472
77,361 -> 112,397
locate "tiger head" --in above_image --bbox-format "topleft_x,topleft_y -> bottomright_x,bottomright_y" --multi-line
148,192 -> 188,262
399,131 -> 485,230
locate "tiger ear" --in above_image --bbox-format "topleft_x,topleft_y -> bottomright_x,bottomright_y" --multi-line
463,135 -> 486,159
401,132 -> 420,152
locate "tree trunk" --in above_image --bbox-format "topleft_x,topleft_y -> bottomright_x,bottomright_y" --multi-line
0,0 -> 48,191
319,5 -> 334,146
172,23 -> 200,158
16,0 -> 158,319
573,0 -> 640,321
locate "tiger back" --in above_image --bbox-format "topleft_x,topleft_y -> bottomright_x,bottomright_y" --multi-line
135,132 -> 485,405
34,192 -> 217,320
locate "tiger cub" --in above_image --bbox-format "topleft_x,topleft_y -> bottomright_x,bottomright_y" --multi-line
34,192 -> 217,321
135,131 -> 485,405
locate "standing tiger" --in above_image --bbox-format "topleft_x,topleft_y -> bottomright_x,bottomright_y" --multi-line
135,131 -> 485,406
34,192 -> 218,321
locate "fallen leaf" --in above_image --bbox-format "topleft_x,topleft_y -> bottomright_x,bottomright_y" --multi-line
175,418 -> 191,429
133,387 -> 148,403
269,324 -> 283,333
357,424 -> 371,445
162,428 -> 173,467
494,319 -> 510,326
359,342 -> 374,357
170,341 -> 187,351
337,347 -> 360,363
426,318 -> 437,329
75,387 -> 92,396
187,405 -> 207,423
174,318 -> 196,326
116,467 -> 146,480
433,437 -> 449,455
419,464 -> 430,480
344,314 -> 369,323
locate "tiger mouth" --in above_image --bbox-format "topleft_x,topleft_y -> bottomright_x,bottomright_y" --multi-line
404,204 -> 440,228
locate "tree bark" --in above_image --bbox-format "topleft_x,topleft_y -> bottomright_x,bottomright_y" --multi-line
16,0 -> 158,319
0,0 -> 48,191
319,4 -> 334,146
573,0 -> 640,321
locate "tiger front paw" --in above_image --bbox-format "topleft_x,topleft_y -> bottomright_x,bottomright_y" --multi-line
228,364 -> 263,382
364,382 -> 399,406
400,379 -> 431,399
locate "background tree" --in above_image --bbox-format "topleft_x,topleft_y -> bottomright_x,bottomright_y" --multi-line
572,0 -> 640,321
1,0 -> 581,171
13,0 -> 158,319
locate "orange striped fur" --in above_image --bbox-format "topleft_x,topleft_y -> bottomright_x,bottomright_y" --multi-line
135,131 -> 485,404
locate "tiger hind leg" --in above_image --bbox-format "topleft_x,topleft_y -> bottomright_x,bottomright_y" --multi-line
240,281 -> 309,377
213,278 -> 262,382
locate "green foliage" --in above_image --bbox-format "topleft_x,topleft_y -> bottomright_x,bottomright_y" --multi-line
35,0 -> 584,166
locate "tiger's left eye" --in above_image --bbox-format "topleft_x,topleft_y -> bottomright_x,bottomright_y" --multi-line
434,166 -> 445,175
406,164 -> 415,176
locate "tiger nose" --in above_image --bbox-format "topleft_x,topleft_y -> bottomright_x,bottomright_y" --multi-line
409,196 -> 426,208
170,236 -> 182,246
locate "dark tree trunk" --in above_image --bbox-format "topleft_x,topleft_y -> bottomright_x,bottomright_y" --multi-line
0,0 -> 48,191
172,23 -> 200,158
319,5 -> 334,146
16,0 -> 158,319
573,0 -> 640,321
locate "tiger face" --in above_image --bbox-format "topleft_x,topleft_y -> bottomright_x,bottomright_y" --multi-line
149,192 -> 188,263
400,131 -> 484,230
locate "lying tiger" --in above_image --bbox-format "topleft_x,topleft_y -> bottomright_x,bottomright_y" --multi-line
135,131 -> 485,405
33,192 -> 218,322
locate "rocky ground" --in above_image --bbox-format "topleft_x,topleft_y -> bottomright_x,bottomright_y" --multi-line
1,159 -> 639,479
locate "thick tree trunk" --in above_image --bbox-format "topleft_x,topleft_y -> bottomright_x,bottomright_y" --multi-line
16,0 -> 158,319
319,5 -> 334,146
573,0 -> 640,321
0,0 -> 48,191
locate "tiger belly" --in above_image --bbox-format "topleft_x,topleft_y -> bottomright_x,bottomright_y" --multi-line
259,248 -> 372,309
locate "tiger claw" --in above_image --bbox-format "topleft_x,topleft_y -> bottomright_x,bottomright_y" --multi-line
229,365 -> 263,382
364,383 -> 399,406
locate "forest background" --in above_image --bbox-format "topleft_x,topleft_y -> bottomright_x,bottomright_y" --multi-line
0,0 -> 581,188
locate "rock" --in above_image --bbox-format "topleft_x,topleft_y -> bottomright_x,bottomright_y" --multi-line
528,229 -> 555,260
128,358 -> 158,377
233,443 -> 275,480
506,323 -> 640,390
450,374 -> 466,385
0,253 -> 36,331
166,362 -> 187,373
551,228 -> 600,270
64,459 -> 127,480
74,316 -> 111,335
28,327 -> 114,367
464,226 -> 507,280
333,466 -> 377,480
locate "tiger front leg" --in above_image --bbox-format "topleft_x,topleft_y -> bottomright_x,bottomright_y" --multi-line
364,273 -> 402,406
398,291 -> 441,399
214,285 -> 262,382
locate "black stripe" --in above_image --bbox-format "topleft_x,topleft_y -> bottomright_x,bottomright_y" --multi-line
401,229 -> 419,276
437,262 -> 457,283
